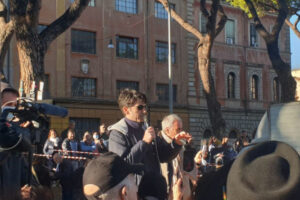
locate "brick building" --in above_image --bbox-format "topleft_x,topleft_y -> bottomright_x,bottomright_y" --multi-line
2,0 -> 291,144
186,0 -> 290,145
4,0 -> 190,137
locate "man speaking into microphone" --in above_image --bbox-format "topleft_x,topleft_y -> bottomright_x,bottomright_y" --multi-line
108,89 -> 191,184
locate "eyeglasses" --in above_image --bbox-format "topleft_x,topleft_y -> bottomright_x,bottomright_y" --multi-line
136,104 -> 147,111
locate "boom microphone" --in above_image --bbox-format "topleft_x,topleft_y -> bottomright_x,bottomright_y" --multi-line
34,103 -> 68,117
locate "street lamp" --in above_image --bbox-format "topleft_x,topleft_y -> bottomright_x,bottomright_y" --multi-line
107,39 -> 114,49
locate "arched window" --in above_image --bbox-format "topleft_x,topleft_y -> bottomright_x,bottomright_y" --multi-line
227,72 -> 235,98
251,75 -> 259,100
229,130 -> 237,138
273,77 -> 280,102
203,129 -> 212,138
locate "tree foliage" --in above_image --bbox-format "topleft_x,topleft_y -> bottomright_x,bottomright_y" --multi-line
227,0 -> 300,38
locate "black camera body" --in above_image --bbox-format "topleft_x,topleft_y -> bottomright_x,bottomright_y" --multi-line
0,99 -> 67,153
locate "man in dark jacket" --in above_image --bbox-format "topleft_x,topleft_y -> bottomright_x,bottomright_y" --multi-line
108,88 -> 191,184
0,87 -> 29,200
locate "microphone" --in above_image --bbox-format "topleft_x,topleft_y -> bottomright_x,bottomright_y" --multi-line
34,103 -> 68,117
144,115 -> 156,146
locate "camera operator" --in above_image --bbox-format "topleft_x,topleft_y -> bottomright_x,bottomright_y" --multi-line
0,87 -> 29,200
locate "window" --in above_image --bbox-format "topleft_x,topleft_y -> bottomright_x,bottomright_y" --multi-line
155,1 -> 175,19
43,74 -> 50,99
116,80 -> 139,95
273,77 -> 280,102
70,117 -> 100,140
37,24 -> 47,34
250,23 -> 258,47
71,29 -> 96,54
116,36 -> 138,59
156,84 -> 177,102
156,42 -> 176,64
199,13 -> 207,33
251,75 -> 259,100
71,77 -> 96,97
116,0 -> 137,14
88,0 -> 95,7
227,72 -> 235,98
225,19 -> 235,44
70,0 -> 95,7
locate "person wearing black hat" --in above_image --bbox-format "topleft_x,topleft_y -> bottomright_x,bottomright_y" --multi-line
83,152 -> 144,200
227,141 -> 300,200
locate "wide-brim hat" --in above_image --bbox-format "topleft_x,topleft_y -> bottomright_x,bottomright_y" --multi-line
227,141 -> 300,200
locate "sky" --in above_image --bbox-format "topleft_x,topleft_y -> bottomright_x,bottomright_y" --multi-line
291,15 -> 300,69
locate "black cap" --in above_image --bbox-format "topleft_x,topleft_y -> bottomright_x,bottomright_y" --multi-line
83,152 -> 144,199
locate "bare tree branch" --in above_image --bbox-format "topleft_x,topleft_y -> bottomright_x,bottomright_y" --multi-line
200,0 -> 210,18
285,17 -> 300,38
39,0 -> 90,50
26,0 -> 41,27
244,0 -> 269,40
209,0 -> 219,36
215,5 -> 227,37
156,0 -> 203,39
270,0 -> 288,39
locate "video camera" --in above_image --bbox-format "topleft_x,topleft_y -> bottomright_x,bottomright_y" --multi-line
0,98 -> 68,152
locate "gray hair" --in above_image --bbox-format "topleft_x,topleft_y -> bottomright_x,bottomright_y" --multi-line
97,174 -> 135,200
161,114 -> 182,131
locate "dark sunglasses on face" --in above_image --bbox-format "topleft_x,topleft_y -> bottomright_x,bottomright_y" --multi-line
137,105 -> 147,111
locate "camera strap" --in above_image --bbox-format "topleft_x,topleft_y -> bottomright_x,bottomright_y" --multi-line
0,133 -> 23,152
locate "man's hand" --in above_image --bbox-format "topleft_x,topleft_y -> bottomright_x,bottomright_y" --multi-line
173,178 -> 183,200
174,131 -> 192,145
20,185 -> 31,200
142,127 -> 156,144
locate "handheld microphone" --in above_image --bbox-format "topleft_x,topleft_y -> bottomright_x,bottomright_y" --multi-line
144,116 -> 156,146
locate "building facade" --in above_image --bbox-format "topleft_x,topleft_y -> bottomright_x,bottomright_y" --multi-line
3,0 -> 291,145
186,0 -> 290,145
8,0 -> 190,137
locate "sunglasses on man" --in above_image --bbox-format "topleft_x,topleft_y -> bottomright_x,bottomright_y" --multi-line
136,105 -> 147,111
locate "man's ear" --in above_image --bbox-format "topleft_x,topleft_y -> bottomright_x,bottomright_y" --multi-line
122,106 -> 129,115
120,185 -> 127,200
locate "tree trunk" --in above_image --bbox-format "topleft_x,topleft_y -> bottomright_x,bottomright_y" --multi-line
198,38 -> 225,138
0,23 -> 14,82
266,40 -> 296,102
15,24 -> 45,94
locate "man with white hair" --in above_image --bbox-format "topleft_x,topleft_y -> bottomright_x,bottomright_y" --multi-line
159,114 -> 197,200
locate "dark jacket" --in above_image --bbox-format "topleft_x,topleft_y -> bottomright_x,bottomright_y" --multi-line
195,160 -> 234,200
61,138 -> 81,156
108,118 -> 182,183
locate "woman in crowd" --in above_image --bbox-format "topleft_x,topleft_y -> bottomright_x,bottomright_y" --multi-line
43,129 -> 60,155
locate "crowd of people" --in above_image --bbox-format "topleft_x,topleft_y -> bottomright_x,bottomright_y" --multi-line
1,87 -> 300,200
